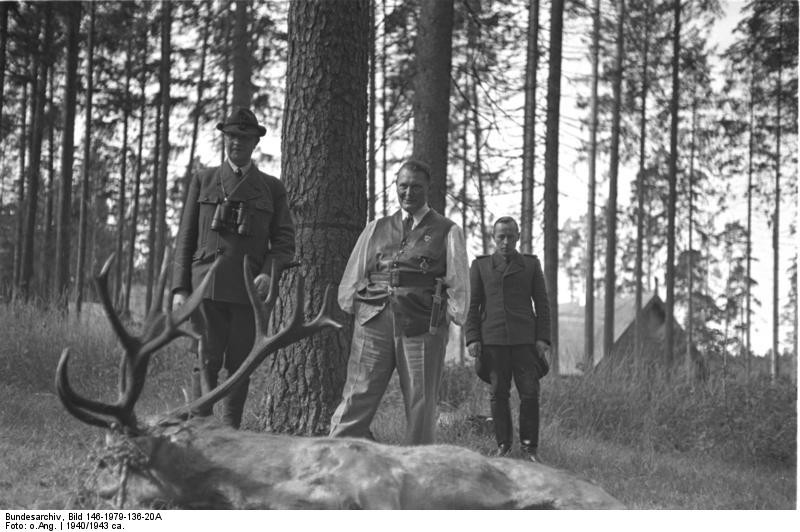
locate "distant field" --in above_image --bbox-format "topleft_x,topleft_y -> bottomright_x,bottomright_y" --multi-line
0,301 -> 795,509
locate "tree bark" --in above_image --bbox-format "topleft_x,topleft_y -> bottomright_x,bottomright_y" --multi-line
262,0 -> 369,435
381,0 -> 388,217
55,2 -> 81,307
231,0 -> 251,108
543,0 -> 564,373
13,77 -> 29,297
411,0 -> 454,215
603,0 -> 625,361
520,0 -> 539,254
43,67 -> 56,300
665,0 -> 681,368
585,0 -> 600,371
145,103 -> 161,313
75,3 -> 95,314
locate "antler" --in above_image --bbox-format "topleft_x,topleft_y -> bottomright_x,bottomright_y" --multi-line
56,250 -> 218,434
163,257 -> 342,421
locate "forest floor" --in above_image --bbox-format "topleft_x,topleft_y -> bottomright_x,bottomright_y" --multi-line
0,376 -> 795,510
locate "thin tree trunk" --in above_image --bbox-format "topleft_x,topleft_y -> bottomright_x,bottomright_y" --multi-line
220,1 -> 232,163
20,6 -> 53,300
75,3 -> 96,314
412,0 -> 454,215
603,0 -> 625,360
665,0 -> 681,368
183,0 -> 211,206
686,94 -> 697,381
124,24 -> 149,317
543,0 -> 564,373
231,0 -> 251,108
154,0 -> 172,310
264,0 -> 369,435
745,55 -> 754,380
634,0 -> 650,365
520,0 -> 539,254
43,69 -> 56,301
585,0 -> 601,371
13,78 -> 29,296
55,2 -> 81,307
472,75 -> 488,254
0,3 -> 7,156
115,48 -> 132,307
145,103 -> 161,313
771,1 -> 783,384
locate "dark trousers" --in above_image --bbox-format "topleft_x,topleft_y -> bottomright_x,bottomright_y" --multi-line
192,299 -> 256,429
487,344 -> 541,450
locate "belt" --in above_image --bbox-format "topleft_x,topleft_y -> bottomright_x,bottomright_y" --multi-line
368,270 -> 437,288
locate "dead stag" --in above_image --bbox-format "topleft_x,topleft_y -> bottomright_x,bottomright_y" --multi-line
56,253 -> 623,510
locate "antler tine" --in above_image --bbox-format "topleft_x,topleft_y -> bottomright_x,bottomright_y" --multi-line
163,278 -> 342,422
304,284 -> 343,332
144,246 -> 173,322
244,256 -> 279,337
55,348 -> 121,431
95,254 -> 138,354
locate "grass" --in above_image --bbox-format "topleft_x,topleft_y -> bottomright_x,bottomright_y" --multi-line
0,300 -> 795,509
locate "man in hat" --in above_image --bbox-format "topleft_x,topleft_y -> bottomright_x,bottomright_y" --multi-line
329,159 -> 470,445
465,216 -> 551,461
172,107 -> 295,429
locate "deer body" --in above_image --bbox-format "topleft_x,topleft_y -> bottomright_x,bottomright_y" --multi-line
60,255 -> 623,510
97,417 -> 623,510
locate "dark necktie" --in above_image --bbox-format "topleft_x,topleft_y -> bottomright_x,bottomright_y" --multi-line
235,167 -> 243,178
403,214 -> 414,236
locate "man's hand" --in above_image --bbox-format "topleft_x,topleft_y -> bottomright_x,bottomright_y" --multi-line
254,273 -> 271,299
172,290 -> 189,309
535,340 -> 551,374
467,342 -> 482,359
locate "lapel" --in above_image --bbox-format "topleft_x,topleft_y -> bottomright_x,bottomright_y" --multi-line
492,251 -> 524,278
221,163 -> 266,202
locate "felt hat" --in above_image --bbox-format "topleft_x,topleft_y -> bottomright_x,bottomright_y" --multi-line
216,107 -> 267,137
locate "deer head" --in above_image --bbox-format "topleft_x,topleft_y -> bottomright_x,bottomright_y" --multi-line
57,253 -> 623,510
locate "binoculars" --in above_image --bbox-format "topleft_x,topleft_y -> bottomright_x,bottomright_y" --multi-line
210,200 -> 251,236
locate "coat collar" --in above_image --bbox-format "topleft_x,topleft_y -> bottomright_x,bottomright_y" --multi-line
220,163 -> 264,200
492,250 -> 524,276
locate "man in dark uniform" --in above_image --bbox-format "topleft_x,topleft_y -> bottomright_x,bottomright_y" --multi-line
465,216 -> 551,461
172,107 -> 295,428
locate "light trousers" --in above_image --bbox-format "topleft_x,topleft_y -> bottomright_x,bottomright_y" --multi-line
329,306 -> 449,444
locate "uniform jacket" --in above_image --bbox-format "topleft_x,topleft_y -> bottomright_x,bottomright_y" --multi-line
355,209 -> 454,336
465,250 -> 551,346
171,163 -> 295,304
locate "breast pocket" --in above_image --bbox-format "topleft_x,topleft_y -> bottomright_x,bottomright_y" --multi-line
248,196 -> 274,241
198,194 -> 221,248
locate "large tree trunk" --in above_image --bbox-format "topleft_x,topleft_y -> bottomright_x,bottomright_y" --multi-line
543,0 -> 564,374
665,0 -> 681,368
261,0 -> 368,435
603,0 -> 625,361
411,0 -> 454,215
55,2 -> 81,307
75,3 -> 95,315
634,1 -> 651,364
368,0 -> 376,221
231,0 -> 251,108
154,0 -> 171,311
584,0 -> 600,371
520,0 -> 539,254
115,48 -> 133,308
